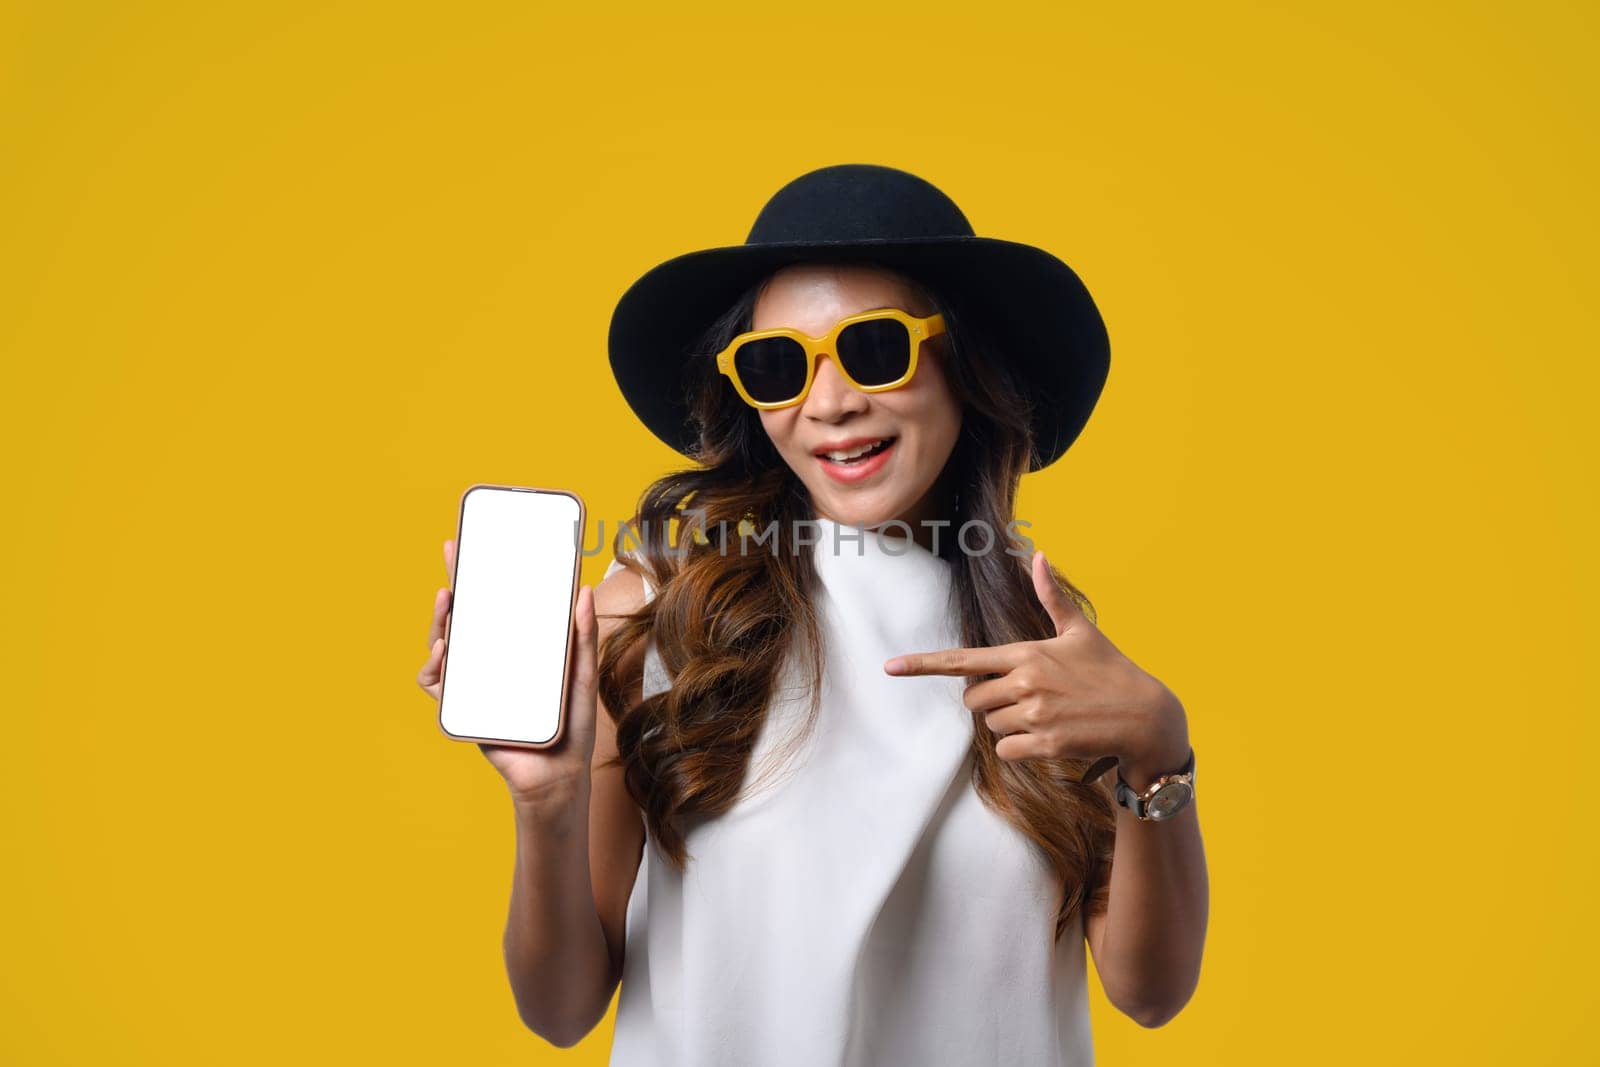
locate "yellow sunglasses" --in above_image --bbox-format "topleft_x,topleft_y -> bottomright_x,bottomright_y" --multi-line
715,307 -> 947,410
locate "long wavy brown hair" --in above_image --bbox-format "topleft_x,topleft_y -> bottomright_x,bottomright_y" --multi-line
595,261 -> 1116,941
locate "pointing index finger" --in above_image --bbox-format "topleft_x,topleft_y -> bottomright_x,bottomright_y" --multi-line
884,643 -> 1021,677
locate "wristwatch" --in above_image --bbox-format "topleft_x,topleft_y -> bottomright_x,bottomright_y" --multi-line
1113,748 -> 1196,822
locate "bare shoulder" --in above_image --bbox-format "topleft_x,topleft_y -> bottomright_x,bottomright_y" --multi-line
594,556 -> 650,619
592,557 -> 652,680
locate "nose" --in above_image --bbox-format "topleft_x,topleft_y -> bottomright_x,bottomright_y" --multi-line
801,352 -> 869,420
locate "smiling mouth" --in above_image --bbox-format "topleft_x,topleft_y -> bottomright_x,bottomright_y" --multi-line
817,437 -> 897,465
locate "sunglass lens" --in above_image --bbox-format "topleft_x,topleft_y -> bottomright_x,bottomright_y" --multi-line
837,319 -> 913,387
733,336 -> 809,404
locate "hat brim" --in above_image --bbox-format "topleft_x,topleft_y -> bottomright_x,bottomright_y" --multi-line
607,235 -> 1110,472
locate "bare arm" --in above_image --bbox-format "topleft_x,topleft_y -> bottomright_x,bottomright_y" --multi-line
879,547 -> 1209,1030
500,565 -> 648,1047
1084,736 -> 1209,1028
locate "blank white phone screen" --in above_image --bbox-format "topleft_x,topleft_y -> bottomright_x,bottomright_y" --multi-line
439,487 -> 582,745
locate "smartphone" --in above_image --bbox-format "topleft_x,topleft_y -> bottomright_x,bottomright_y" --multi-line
437,484 -> 586,748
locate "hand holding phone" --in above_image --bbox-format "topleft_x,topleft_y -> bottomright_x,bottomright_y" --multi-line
417,484 -> 599,806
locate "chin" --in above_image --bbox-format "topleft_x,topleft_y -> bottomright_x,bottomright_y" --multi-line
814,492 -> 913,530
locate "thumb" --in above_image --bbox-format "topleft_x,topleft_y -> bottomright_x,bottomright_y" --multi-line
566,586 -> 599,733
1032,549 -> 1082,635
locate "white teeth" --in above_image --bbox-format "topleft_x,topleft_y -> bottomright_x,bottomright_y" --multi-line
824,438 -> 888,462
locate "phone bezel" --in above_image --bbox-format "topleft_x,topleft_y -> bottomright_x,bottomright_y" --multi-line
436,482 -> 587,750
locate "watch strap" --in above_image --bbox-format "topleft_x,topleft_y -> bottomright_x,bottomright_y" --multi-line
1113,747 -> 1196,819
1079,754 -> 1120,785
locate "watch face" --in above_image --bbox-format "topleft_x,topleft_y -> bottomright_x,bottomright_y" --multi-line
1147,781 -> 1194,820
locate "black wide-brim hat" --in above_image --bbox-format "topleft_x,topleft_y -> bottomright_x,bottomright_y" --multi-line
607,163 -> 1110,472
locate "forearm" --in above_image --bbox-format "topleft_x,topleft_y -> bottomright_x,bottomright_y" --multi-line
502,782 -> 614,1047
1093,752 -> 1209,1028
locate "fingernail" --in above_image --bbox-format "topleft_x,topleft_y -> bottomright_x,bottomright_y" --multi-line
884,657 -> 906,675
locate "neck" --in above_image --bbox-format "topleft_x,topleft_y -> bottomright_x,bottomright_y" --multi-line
903,469 -> 961,554
816,482 -> 959,556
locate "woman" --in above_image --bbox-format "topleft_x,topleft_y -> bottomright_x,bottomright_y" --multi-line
418,164 -> 1208,1064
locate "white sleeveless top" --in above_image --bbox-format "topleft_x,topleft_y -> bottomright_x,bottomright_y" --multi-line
603,517 -> 1094,1066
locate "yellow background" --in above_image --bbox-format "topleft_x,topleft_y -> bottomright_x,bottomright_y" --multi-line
4,1 -> 1596,1063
